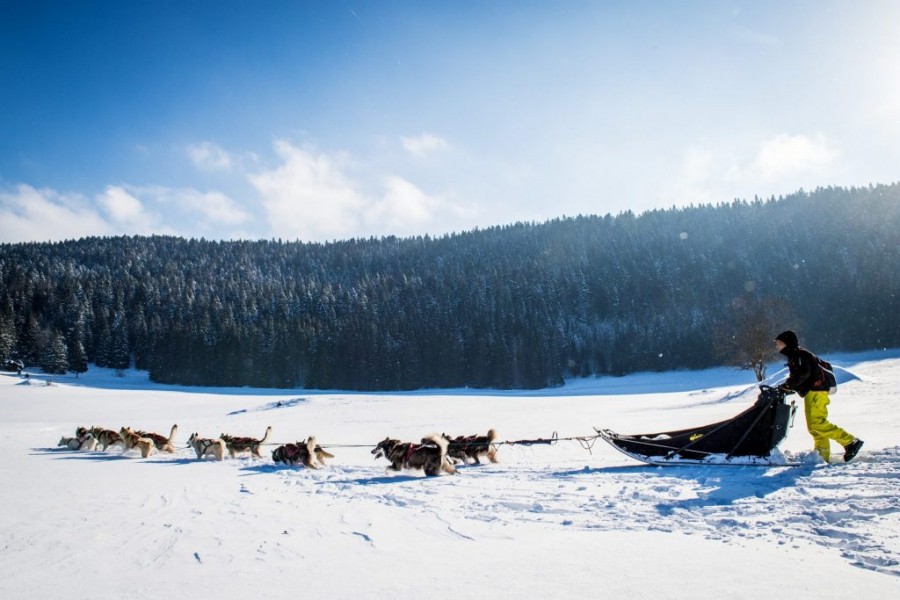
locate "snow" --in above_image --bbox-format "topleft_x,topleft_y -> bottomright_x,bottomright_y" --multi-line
1,351 -> 899,598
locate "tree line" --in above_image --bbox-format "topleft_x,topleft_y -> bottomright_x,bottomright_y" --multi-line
1,184 -> 898,390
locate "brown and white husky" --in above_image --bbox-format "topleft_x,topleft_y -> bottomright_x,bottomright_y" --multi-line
78,426 -> 125,451
119,427 -> 156,458
135,424 -> 178,453
220,426 -> 271,458
187,432 -> 227,461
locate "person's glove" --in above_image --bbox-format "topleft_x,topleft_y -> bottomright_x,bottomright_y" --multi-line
777,383 -> 793,395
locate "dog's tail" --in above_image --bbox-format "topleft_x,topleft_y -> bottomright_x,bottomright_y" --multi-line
304,436 -> 319,468
424,433 -> 457,475
487,428 -> 498,441
260,426 -> 272,444
213,438 -> 227,461
422,433 -> 448,457
167,424 -> 178,444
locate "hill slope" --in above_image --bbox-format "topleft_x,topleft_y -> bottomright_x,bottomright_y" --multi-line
2,184 -> 899,390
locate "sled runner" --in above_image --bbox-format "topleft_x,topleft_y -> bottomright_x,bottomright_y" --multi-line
597,385 -> 797,466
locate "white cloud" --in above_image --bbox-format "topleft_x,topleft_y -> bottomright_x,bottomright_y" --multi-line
187,141 -> 233,171
401,133 -> 449,157
365,176 -> 445,235
189,190 -> 252,227
2,139 -> 473,244
98,186 -> 155,230
0,183 -> 255,244
669,133 -> 841,206
248,140 -> 476,241
0,185 -> 114,243
130,186 -> 252,229
751,133 -> 838,182
668,145 -> 734,206
248,141 -> 366,241
375,176 -> 476,237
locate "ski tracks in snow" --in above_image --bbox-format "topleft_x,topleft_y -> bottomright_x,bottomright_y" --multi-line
273,446 -> 900,577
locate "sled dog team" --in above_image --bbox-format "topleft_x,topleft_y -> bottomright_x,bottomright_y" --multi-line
57,425 -> 499,475
59,425 -> 179,457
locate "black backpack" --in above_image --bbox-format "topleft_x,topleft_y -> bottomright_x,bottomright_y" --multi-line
817,357 -> 838,394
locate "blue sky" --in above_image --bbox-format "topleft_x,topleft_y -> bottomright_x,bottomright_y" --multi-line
2,0 -> 898,243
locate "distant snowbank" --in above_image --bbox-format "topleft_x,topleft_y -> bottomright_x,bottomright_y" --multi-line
6,347 -> 899,397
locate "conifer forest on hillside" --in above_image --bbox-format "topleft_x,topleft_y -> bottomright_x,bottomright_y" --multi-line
1,185 -> 898,390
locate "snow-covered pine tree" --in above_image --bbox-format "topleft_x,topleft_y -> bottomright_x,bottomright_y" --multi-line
40,331 -> 69,375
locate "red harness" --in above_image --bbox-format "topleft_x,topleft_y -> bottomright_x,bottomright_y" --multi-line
402,443 -> 421,469
461,435 -> 478,451
284,444 -> 304,460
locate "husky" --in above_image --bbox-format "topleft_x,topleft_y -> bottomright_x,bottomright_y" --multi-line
442,429 -> 499,465
94,427 -> 125,451
271,436 -> 333,469
58,432 -> 97,451
58,435 -> 81,450
81,426 -> 125,451
220,426 -> 271,458
73,427 -> 100,451
371,434 -> 457,476
119,427 -> 156,458
187,433 -> 227,461
135,424 -> 178,453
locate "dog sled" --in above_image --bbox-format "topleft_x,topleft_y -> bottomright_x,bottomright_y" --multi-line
597,385 -> 797,466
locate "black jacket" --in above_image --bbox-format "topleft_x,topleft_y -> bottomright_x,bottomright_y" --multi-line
780,346 -> 828,397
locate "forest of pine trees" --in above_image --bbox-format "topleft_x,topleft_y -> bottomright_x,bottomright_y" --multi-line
1,184 -> 898,390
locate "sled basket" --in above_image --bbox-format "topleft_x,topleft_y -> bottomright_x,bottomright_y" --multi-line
597,385 -> 796,466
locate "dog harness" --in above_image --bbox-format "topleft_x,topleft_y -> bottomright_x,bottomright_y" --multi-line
192,438 -> 219,454
458,435 -> 477,452
94,428 -> 121,442
225,436 -> 253,445
284,444 -> 303,460
402,443 -> 420,469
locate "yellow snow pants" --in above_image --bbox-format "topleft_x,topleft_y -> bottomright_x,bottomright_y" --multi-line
804,391 -> 855,461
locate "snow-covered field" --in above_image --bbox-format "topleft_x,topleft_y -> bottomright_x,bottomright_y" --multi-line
2,351 -> 898,599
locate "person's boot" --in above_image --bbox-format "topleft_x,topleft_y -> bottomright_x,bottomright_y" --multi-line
843,438 -> 864,462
